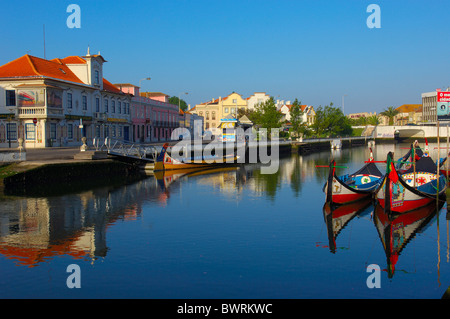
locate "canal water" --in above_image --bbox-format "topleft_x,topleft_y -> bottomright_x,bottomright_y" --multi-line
1,142 -> 450,299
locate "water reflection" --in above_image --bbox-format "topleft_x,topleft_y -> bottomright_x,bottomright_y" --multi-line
0,144 -> 448,295
373,200 -> 444,278
322,198 -> 373,253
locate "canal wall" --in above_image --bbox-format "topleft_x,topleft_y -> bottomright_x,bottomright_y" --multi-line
1,160 -> 145,197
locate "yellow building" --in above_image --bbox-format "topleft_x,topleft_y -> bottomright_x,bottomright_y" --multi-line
190,92 -> 248,135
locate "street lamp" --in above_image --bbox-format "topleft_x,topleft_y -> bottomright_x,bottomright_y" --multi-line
139,77 -> 151,92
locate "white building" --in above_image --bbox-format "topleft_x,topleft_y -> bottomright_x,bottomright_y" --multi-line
0,49 -> 132,148
246,92 -> 270,111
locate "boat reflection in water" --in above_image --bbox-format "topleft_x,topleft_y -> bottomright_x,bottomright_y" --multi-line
322,198 -> 373,254
373,200 -> 444,278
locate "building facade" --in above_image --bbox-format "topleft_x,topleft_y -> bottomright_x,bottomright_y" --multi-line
116,85 -> 179,142
422,91 -> 438,124
191,92 -> 248,135
0,50 -> 132,148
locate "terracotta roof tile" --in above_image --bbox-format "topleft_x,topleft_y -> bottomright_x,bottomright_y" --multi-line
102,78 -> 122,93
0,54 -> 84,84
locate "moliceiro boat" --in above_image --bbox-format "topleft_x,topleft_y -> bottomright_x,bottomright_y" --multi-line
154,143 -> 240,171
375,151 -> 446,214
323,149 -> 383,205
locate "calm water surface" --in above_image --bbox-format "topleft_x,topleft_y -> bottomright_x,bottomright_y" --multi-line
1,143 -> 450,299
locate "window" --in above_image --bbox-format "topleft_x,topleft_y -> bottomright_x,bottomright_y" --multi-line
206,111 -> 209,120
112,125 -> 116,138
224,108 -> 228,114
7,123 -> 17,140
127,103 -> 130,114
50,123 -> 57,140
67,124 -> 73,139
232,99 -> 237,103
6,90 -> 16,106
25,123 -> 35,140
212,111 -> 216,120
118,101 -> 121,114
111,100 -> 115,113
82,96 -> 87,111
95,98 -> 100,112
95,125 -> 101,138
94,70 -> 100,85
67,93 -> 73,109
104,99 -> 109,113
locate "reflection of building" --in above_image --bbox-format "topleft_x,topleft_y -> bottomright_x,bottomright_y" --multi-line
0,177 -> 165,267
0,49 -> 132,148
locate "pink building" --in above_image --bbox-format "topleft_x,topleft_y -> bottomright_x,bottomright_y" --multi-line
115,84 -> 179,142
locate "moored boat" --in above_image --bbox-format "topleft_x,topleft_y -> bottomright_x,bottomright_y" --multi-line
323,149 -> 383,205
375,151 -> 446,214
154,143 -> 240,171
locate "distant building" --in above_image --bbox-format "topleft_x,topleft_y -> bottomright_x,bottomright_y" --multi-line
422,91 -> 439,124
279,104 -> 315,125
116,84 -> 179,142
246,92 -> 270,111
191,92 -> 247,135
347,112 -> 377,120
394,104 -> 422,125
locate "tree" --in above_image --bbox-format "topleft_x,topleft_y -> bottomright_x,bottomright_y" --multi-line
169,96 -> 188,111
290,98 -> 304,139
311,103 -> 352,137
367,114 -> 380,126
380,106 -> 399,125
253,97 -> 283,138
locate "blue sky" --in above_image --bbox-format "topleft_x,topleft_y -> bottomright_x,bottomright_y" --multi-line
2,0 -> 450,114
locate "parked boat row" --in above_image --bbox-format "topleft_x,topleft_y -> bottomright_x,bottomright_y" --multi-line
322,141 -> 447,215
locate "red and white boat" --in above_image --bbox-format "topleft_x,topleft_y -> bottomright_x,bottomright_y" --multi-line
375,151 -> 446,214
323,149 -> 383,205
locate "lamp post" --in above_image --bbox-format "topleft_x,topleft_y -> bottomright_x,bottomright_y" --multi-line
139,77 -> 151,92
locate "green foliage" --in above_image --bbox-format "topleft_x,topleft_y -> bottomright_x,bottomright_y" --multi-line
169,96 -> 188,111
380,106 -> 399,125
290,98 -> 304,139
252,97 -> 283,137
311,104 -> 352,137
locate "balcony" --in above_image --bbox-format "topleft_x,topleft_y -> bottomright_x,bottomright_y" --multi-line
17,106 -> 64,119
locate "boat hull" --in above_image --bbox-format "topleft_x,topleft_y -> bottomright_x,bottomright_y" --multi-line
375,172 -> 446,214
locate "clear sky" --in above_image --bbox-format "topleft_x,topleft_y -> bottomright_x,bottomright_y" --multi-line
2,0 -> 450,114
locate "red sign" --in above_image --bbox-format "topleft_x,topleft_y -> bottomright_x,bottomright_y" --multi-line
437,91 -> 450,102
33,118 -> 37,124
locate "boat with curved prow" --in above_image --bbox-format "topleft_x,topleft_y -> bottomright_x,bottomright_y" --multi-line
323,149 -> 384,205
375,151 -> 446,214
154,143 -> 240,171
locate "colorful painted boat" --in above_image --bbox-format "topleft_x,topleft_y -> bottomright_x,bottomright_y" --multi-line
154,143 -> 240,171
323,150 -> 383,205
375,151 -> 446,214
373,200 -> 443,278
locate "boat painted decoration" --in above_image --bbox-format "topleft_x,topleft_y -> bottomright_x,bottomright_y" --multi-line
154,143 -> 240,171
323,149 -> 383,205
375,151 -> 446,214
